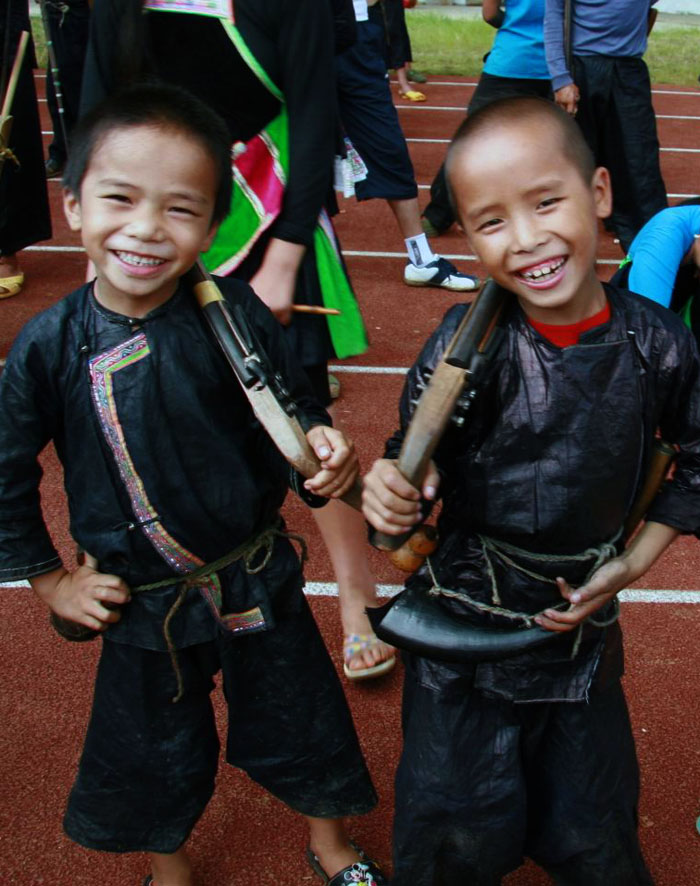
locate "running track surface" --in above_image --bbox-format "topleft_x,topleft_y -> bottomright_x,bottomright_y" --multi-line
1,75 -> 699,886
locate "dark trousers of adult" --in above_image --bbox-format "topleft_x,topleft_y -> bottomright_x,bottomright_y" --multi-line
422,73 -> 552,233
392,655 -> 654,886
573,55 -> 667,253
0,10 -> 52,256
44,0 -> 91,166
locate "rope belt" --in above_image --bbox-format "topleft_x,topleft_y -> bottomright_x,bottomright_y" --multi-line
132,523 -> 308,703
427,529 -> 622,658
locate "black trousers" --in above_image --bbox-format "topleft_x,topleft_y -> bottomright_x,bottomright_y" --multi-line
0,3 -> 52,255
573,55 -> 667,253
64,590 -> 376,853
392,654 -> 653,886
422,73 -> 552,232
43,0 -> 91,163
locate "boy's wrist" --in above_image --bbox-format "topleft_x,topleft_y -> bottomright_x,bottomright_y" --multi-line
29,565 -> 70,610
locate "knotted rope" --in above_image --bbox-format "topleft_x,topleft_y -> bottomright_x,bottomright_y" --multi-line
132,523 -> 308,702
426,529 -> 622,658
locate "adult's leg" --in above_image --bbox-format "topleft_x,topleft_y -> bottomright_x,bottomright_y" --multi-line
44,0 -> 91,170
422,75 -> 554,235
603,58 -> 667,252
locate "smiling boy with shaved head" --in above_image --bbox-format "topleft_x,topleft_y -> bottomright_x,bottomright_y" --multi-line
363,96 -> 700,884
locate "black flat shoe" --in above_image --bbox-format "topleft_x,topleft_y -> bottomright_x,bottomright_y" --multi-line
306,843 -> 388,885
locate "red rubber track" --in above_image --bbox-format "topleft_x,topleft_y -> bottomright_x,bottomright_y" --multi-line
1,76 -> 699,885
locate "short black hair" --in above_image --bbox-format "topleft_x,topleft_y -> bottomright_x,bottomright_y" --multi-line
63,82 -> 232,225
445,96 -> 596,220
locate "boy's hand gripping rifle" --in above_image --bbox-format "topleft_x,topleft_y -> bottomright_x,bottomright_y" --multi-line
372,279 -> 510,566
188,260 -> 363,511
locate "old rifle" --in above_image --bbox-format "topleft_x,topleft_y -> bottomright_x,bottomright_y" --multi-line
0,30 -> 29,178
188,260 -> 367,507
372,279 -> 510,561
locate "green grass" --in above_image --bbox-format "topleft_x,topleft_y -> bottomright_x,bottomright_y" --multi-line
407,13 -> 700,87
30,10 -> 700,86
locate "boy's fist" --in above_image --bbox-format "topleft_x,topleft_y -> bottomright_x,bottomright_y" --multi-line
32,564 -> 131,633
304,425 -> 359,498
362,458 -> 440,535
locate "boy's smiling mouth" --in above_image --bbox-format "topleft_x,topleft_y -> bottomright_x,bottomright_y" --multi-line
514,256 -> 567,289
114,250 -> 168,269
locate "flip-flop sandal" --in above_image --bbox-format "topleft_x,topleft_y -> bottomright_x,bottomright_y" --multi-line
343,633 -> 396,681
398,89 -> 426,102
0,273 -> 24,299
306,843 -> 388,885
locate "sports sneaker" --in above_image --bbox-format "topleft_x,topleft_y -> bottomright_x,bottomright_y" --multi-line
404,257 -> 479,292
408,69 -> 428,84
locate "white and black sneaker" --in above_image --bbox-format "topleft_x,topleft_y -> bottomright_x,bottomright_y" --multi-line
404,256 -> 479,292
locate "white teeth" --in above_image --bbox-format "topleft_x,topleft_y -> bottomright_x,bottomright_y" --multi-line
522,258 -> 564,280
116,251 -> 165,267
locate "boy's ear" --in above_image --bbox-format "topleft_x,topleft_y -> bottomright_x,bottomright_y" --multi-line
63,189 -> 83,232
591,167 -> 613,219
201,222 -> 219,253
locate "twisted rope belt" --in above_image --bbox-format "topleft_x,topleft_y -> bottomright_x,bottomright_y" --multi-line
131,523 -> 308,702
426,530 -> 622,658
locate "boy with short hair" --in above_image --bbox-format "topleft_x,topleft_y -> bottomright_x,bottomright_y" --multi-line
362,96 -> 700,884
0,84 -> 386,886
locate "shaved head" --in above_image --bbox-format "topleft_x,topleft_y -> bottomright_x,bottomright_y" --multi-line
445,96 -> 596,222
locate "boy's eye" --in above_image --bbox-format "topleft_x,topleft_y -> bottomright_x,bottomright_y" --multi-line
476,217 -> 503,232
538,197 -> 562,210
104,193 -> 131,203
170,206 -> 198,217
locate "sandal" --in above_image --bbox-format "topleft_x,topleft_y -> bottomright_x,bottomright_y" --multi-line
306,843 -> 388,886
0,272 -> 24,299
398,89 -> 426,102
343,633 -> 396,681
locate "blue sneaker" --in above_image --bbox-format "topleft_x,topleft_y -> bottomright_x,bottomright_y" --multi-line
404,256 -> 479,292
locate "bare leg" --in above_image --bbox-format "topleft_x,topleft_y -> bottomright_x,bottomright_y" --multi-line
307,816 -> 365,876
148,847 -> 193,886
396,65 -> 411,95
0,254 -> 20,276
387,196 -> 423,239
311,405 -> 394,673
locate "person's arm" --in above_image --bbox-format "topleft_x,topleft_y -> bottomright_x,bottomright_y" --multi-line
627,208 -> 699,308
544,0 -> 579,113
246,0 -> 337,320
535,521 -> 678,632
482,0 -> 504,29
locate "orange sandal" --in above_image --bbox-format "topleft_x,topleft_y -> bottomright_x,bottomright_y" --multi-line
398,89 -> 426,102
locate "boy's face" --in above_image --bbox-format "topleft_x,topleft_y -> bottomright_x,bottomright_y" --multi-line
450,118 -> 612,324
64,124 -> 219,318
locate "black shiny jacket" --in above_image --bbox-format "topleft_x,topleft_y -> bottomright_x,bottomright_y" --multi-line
385,284 -> 700,700
0,276 -> 329,649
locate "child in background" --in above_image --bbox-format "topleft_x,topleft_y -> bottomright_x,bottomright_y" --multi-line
0,85 -> 386,886
363,96 -> 700,884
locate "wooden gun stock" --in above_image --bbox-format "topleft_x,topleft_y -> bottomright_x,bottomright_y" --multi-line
624,440 -> 676,540
372,280 -> 510,560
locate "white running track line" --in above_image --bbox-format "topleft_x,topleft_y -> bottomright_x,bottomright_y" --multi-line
393,82 -> 700,98
1,578 -> 699,602
22,245 -> 623,266
405,136 -> 700,154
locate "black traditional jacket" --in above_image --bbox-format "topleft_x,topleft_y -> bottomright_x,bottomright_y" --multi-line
386,284 -> 700,701
0,277 -> 329,650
